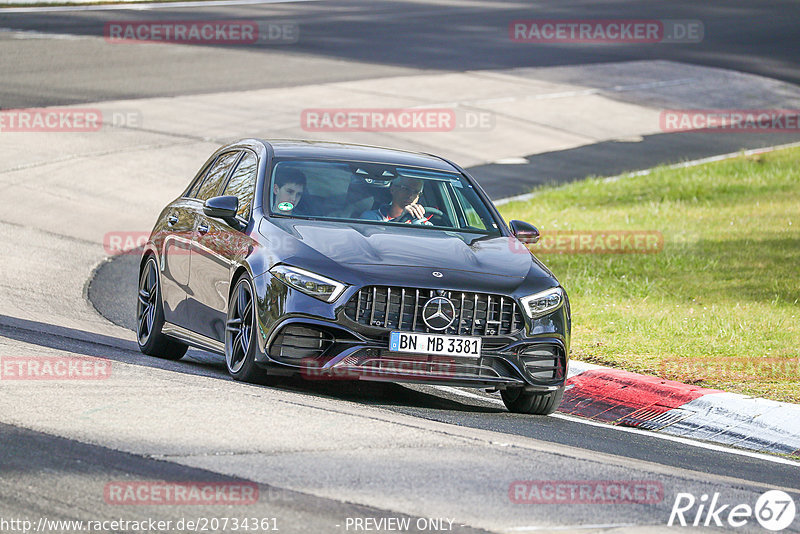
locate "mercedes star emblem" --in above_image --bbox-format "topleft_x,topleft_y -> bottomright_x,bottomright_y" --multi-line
422,296 -> 456,331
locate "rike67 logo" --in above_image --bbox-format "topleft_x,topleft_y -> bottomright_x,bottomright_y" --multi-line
668,490 -> 797,531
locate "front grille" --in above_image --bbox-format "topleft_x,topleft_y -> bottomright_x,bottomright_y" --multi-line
269,325 -> 334,360
344,286 -> 525,336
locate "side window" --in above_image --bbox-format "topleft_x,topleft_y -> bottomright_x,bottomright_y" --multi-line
453,186 -> 489,230
186,158 -> 216,198
222,151 -> 258,220
195,151 -> 241,201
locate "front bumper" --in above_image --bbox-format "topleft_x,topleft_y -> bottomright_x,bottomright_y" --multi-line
252,273 -> 570,391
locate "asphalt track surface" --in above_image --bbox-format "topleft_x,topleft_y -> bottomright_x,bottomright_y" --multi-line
3,1 -> 800,532
53,263 -> 800,493
87,255 -> 800,493
3,312 -> 800,533
1,420 -> 464,534
2,0 -> 800,108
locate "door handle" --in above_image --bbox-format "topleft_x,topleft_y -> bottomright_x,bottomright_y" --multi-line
197,224 -> 209,235
167,215 -> 179,226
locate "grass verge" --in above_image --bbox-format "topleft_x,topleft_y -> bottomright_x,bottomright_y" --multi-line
498,147 -> 800,403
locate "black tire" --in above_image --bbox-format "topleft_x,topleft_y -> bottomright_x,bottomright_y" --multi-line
501,386 -> 564,415
136,256 -> 188,360
225,273 -> 270,383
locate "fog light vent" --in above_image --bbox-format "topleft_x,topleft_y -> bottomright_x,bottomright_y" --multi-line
520,345 -> 563,380
269,325 -> 333,360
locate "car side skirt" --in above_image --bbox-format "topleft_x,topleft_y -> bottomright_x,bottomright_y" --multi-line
162,322 -> 225,355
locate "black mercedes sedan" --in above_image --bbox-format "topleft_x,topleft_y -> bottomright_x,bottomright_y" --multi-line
137,139 -> 570,414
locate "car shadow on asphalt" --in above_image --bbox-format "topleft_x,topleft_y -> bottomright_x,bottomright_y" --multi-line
0,314 -> 500,414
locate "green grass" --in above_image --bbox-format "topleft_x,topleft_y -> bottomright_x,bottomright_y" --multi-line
498,147 -> 800,403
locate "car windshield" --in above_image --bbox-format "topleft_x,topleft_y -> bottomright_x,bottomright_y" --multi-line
268,159 -> 501,235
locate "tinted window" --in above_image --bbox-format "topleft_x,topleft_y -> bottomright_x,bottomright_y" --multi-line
186,159 -> 216,198
453,186 -> 489,231
268,160 -> 500,235
222,151 -> 258,220
194,151 -> 240,201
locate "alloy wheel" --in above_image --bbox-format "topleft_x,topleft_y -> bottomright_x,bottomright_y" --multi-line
136,259 -> 158,346
226,278 -> 254,374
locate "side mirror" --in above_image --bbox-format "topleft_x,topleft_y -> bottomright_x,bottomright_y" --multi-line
509,220 -> 540,244
203,195 -> 241,229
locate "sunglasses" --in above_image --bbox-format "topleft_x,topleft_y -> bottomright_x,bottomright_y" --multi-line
395,185 -> 423,195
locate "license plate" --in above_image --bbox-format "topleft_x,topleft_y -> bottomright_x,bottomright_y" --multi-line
389,331 -> 481,358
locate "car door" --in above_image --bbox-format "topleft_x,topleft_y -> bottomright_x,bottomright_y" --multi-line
189,150 -> 259,343
159,159 -> 216,327
184,150 -> 244,340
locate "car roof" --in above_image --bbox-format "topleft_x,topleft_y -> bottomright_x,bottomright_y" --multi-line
260,139 -> 459,172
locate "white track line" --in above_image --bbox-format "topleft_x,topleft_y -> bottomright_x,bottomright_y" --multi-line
0,0 -> 314,13
0,26 -> 85,39
432,386 -> 800,467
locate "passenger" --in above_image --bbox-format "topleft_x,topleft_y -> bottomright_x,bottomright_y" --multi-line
361,177 -> 432,225
273,169 -> 305,214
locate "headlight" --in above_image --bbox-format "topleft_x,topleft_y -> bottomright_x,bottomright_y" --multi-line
269,265 -> 346,303
520,287 -> 564,319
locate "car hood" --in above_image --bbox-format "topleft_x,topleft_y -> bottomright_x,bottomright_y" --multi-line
263,219 -> 552,280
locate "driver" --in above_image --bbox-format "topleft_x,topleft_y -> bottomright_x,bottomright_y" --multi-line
273,169 -> 306,214
361,176 -> 432,225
